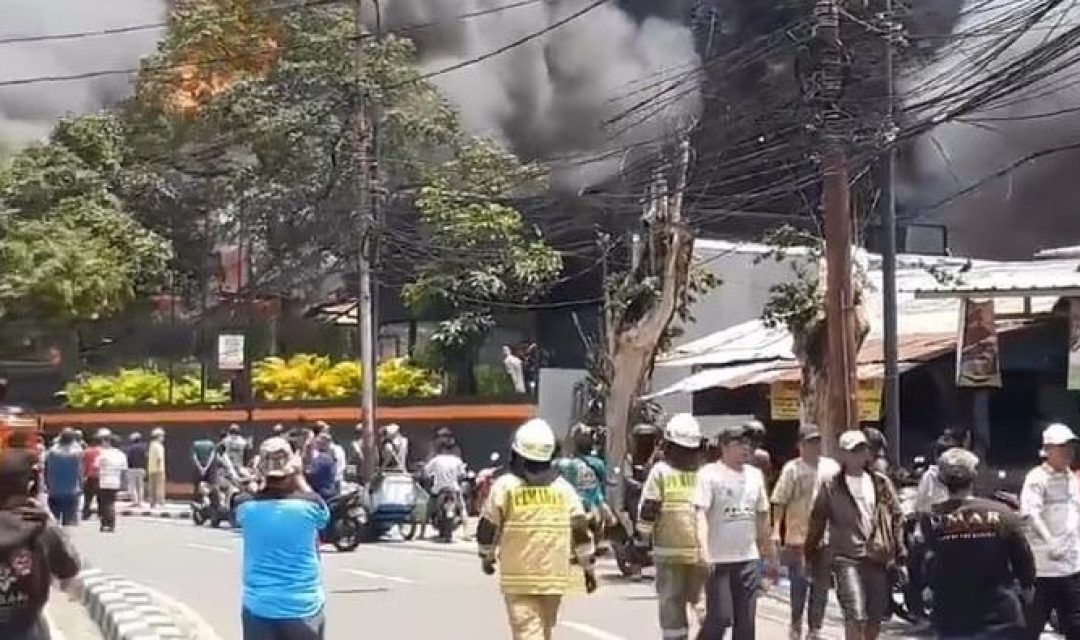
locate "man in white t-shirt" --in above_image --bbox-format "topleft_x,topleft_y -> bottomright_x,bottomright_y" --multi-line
771,425 -> 840,640
94,434 -> 128,533
1021,423 -> 1080,638
692,423 -> 777,640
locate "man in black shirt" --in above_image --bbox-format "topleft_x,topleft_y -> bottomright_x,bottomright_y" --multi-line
911,448 -> 1035,639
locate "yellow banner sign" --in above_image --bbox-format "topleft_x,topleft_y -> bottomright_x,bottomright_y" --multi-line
769,378 -> 883,422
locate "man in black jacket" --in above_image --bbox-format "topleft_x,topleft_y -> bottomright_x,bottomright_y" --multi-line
911,448 -> 1036,639
0,450 -> 82,639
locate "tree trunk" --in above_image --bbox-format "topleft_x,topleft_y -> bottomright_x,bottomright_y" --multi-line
792,258 -> 870,457
603,141 -> 694,478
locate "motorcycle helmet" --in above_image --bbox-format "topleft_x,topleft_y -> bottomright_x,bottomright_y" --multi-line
512,419 -> 556,462
664,414 -> 703,449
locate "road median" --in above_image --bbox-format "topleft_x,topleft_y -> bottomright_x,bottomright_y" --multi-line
72,568 -> 222,640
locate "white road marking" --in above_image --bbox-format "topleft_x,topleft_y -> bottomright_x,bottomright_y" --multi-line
560,621 -> 626,640
345,569 -> 417,584
184,543 -> 233,554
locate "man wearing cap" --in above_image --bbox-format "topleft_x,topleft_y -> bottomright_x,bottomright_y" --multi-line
44,428 -> 82,526
771,425 -> 840,640
236,437 -> 330,640
94,434 -> 128,533
1021,423 -> 1080,638
913,430 -> 965,515
911,448 -> 1035,639
692,422 -> 777,640
147,428 -> 167,508
806,430 -> 904,640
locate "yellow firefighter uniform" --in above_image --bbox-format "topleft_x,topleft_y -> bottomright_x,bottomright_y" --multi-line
480,472 -> 593,640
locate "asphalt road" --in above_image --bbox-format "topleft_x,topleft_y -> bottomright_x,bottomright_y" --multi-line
65,516 -> 816,640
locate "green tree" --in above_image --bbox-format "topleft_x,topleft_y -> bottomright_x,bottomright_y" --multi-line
0,114 -> 171,322
403,141 -> 562,393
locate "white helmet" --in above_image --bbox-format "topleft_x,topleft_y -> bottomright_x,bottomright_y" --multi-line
664,413 -> 702,449
512,418 -> 556,462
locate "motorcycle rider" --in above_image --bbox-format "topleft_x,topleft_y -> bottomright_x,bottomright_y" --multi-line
771,425 -> 839,640
424,440 -> 467,541
624,423 -> 661,531
910,448 -> 1035,639
1021,423 -> 1080,639
913,430 -> 966,515
636,413 -> 705,640
379,424 -> 409,473
477,418 -> 596,640
556,424 -> 612,544
223,424 -> 252,472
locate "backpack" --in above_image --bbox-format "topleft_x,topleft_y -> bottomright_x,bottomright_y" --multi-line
0,524 -> 48,635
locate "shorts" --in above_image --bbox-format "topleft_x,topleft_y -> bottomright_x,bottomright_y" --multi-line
832,557 -> 891,624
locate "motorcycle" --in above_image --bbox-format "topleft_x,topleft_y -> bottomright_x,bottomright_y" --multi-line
432,487 -> 462,543
191,476 -> 243,528
319,486 -> 367,552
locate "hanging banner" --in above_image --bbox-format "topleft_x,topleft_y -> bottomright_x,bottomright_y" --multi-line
1069,299 -> 1080,390
956,299 -> 1002,387
769,378 -> 884,422
217,334 -> 246,371
769,381 -> 801,420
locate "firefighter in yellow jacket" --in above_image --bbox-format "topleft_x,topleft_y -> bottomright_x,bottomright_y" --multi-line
637,413 -> 706,640
478,418 -> 597,640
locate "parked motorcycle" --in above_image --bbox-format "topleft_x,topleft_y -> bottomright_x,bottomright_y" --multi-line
319,487 -> 367,552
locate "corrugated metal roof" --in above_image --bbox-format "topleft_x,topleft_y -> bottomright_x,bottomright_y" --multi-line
907,258 -> 1080,297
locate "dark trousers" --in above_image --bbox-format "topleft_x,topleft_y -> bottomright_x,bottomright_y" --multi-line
784,547 -> 829,632
8,618 -> 50,640
97,489 -> 119,530
1029,573 -> 1080,640
47,494 -> 79,526
242,609 -> 325,640
697,561 -> 759,640
81,477 -> 98,519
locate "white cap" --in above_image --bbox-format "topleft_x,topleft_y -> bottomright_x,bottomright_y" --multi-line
384,423 -> 401,436
512,418 -> 556,462
839,430 -> 869,451
664,413 -> 702,449
1043,423 -> 1077,447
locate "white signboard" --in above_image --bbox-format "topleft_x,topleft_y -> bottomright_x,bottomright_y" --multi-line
217,334 -> 246,371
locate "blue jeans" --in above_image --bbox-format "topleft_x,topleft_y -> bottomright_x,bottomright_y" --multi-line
242,609 -> 325,640
783,546 -> 828,632
47,494 -> 78,526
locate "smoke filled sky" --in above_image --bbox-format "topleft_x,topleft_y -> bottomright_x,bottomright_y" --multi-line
368,0 -> 703,191
899,0 -> 1080,258
0,0 -> 165,151
1,0 -> 1078,257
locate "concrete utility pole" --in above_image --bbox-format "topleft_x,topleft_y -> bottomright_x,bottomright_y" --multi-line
355,0 -> 378,480
816,0 -> 859,443
879,0 -> 902,463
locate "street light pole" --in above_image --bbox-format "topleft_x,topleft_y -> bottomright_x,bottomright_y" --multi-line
355,0 -> 378,480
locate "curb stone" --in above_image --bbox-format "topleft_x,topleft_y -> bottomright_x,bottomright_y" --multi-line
73,569 -> 197,640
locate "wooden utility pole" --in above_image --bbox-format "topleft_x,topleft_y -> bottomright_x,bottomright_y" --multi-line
355,0 -> 378,480
879,0 -> 902,464
817,0 -> 858,447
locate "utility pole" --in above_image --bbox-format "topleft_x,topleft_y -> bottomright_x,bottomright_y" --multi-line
879,0 -> 901,464
817,0 -> 858,447
355,0 -> 378,480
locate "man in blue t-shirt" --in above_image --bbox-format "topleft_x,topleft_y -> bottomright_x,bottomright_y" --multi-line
237,437 -> 330,640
